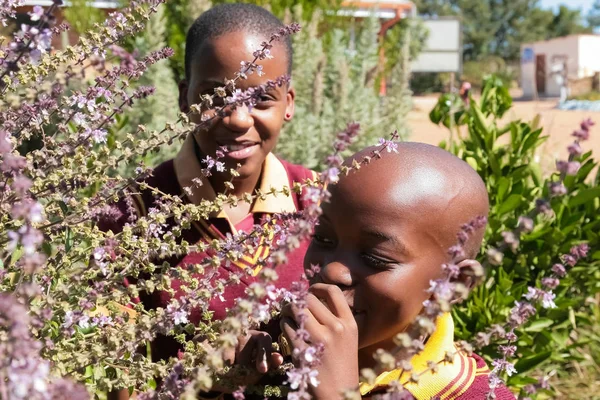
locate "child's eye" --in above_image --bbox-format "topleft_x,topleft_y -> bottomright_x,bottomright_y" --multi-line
361,253 -> 395,269
311,233 -> 334,246
257,95 -> 274,104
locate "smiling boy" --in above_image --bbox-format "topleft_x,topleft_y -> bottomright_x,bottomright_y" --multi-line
277,143 -> 516,399
100,4 -> 315,366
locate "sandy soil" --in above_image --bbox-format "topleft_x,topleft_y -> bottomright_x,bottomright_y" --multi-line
407,91 -> 600,172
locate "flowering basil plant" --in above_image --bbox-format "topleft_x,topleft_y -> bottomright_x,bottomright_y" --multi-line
0,1 -> 596,399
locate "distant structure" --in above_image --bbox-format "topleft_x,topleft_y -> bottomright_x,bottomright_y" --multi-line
11,1 -> 118,48
337,0 -> 462,94
521,35 -> 600,99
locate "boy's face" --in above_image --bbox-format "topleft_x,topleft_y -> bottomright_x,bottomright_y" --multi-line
179,31 -> 295,180
303,153 -> 486,354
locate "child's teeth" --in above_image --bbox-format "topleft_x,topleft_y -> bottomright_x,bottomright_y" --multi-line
229,144 -> 246,151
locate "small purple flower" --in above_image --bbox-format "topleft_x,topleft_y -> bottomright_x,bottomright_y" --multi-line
447,244 -> 465,259
535,199 -> 553,216
378,138 -> 399,153
504,330 -> 517,342
90,129 -> 108,144
233,388 -> 245,400
524,287 -> 538,301
562,254 -> 577,267
28,5 -> 44,21
321,167 -> 339,184
0,130 -> 13,153
12,175 -> 32,195
570,243 -> 589,260
524,384 -> 537,395
572,129 -> 590,141
567,142 -> 583,156
491,359 -> 517,376
442,263 -> 460,279
517,216 -> 534,233
580,118 -> 595,132
551,263 -> 566,277
549,182 -> 567,197
556,160 -> 580,176
501,231 -> 519,253
541,277 -> 559,290
540,290 -> 557,309
499,345 -> 517,357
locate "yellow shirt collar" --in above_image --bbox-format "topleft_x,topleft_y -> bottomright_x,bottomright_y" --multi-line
173,134 -> 297,218
359,313 -> 477,399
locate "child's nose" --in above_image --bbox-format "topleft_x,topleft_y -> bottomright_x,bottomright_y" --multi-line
222,105 -> 253,132
318,261 -> 353,288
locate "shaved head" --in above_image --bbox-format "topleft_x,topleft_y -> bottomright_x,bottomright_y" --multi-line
339,142 -> 489,259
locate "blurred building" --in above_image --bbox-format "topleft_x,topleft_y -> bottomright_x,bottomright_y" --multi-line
11,0 -> 118,49
521,35 -> 600,99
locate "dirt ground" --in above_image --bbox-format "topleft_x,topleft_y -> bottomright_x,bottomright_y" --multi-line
407,90 -> 600,172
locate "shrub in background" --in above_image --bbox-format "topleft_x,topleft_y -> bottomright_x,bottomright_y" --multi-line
276,6 -> 416,170
431,76 -> 600,398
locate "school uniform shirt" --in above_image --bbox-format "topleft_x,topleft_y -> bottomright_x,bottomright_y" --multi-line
98,134 -> 316,361
360,313 -> 517,400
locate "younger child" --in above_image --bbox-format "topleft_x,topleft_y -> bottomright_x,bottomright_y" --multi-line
281,142 -> 515,399
232,142 -> 516,399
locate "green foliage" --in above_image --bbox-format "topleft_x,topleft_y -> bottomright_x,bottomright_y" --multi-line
275,6 -> 414,170
213,0 -> 342,22
431,76 -> 600,395
115,5 -> 180,176
568,91 -> 600,101
461,56 -> 516,89
588,0 -> 600,30
163,0 -> 211,81
62,0 -> 105,35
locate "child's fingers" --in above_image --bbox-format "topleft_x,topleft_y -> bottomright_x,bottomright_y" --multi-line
254,333 -> 272,374
308,283 -> 353,319
305,293 -> 338,325
280,316 -> 307,352
270,351 -> 283,368
281,301 -> 320,333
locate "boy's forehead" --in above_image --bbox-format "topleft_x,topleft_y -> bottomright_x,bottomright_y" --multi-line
189,31 -> 289,83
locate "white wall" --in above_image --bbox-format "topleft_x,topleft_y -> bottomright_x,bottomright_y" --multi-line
577,35 -> 600,78
521,36 -> 580,98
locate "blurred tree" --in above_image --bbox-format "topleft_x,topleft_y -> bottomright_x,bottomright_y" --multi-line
413,0 -> 591,61
587,0 -> 600,30
63,0 -> 105,35
550,5 -> 593,38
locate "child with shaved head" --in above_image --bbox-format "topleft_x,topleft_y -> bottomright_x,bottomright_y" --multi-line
223,142 -> 516,399
276,142 -> 516,399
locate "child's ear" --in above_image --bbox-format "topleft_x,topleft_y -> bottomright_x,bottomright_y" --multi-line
179,80 -> 190,113
284,86 -> 295,121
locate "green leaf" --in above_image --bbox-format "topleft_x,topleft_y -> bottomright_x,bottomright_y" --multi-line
569,187 -> 600,208
524,318 -> 554,332
513,351 -> 552,374
496,177 -> 510,203
497,194 -> 523,215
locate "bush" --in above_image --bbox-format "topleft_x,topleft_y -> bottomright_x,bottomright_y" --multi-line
275,6 -> 415,170
431,75 -> 600,397
461,56 -> 516,89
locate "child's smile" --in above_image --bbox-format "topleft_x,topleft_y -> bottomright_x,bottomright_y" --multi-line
179,30 -> 295,181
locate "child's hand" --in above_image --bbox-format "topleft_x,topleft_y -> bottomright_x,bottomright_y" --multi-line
233,330 -> 284,374
280,283 -> 359,400
194,330 -> 284,394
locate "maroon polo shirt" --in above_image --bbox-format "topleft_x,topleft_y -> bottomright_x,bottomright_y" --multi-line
99,134 -> 316,361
